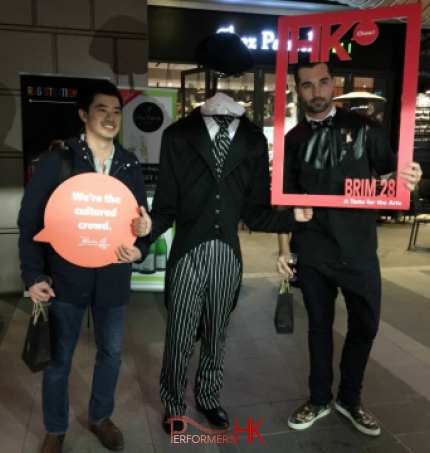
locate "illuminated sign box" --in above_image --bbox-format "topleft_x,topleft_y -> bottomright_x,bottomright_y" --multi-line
271,4 -> 421,210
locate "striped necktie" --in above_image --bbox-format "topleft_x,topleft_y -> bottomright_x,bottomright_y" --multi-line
213,115 -> 235,179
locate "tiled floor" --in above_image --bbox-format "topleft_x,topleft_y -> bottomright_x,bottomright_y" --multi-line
1,221 -> 430,452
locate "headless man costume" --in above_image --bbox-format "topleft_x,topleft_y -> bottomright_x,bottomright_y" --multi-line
150,93 -> 299,416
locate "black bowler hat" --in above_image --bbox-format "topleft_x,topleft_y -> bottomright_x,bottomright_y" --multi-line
195,33 -> 254,76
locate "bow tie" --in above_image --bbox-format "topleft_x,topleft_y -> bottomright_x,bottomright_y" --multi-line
309,116 -> 334,130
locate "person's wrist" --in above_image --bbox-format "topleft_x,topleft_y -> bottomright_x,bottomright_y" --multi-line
34,275 -> 52,286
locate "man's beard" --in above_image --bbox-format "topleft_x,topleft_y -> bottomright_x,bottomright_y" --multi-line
306,97 -> 331,114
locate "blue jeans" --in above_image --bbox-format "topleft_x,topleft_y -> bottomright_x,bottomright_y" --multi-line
42,300 -> 127,434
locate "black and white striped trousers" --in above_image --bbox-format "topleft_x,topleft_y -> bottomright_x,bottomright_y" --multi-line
160,239 -> 241,416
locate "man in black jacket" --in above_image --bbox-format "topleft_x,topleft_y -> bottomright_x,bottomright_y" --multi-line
18,80 -> 149,453
277,61 -> 422,437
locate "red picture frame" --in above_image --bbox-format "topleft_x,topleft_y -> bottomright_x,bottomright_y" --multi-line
271,4 -> 421,210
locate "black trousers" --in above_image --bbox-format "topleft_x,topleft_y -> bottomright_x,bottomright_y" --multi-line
298,257 -> 381,407
160,240 -> 241,416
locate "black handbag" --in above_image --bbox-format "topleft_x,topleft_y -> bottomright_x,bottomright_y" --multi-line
22,303 -> 51,372
274,278 -> 294,334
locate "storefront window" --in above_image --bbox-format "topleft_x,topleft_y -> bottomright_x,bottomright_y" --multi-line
333,76 -> 345,105
353,76 -> 374,93
333,74 -> 387,125
182,72 -> 207,115
262,73 -> 297,167
415,93 -> 430,143
148,62 -> 197,118
217,73 -> 255,121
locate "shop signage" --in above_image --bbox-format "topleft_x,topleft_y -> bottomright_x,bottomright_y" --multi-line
119,87 -> 176,178
271,4 -> 421,210
216,25 -> 352,54
20,74 -> 107,184
118,88 -> 176,292
133,102 -> 164,133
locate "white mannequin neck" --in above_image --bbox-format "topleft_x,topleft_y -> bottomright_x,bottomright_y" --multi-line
201,92 -> 245,117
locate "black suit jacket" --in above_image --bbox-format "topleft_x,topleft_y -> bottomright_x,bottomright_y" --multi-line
150,107 -> 297,273
283,108 -> 397,264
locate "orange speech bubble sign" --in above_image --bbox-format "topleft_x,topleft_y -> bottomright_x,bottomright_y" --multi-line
34,173 -> 138,268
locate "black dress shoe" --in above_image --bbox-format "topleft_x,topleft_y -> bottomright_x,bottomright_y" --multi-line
163,414 -> 184,434
197,406 -> 229,427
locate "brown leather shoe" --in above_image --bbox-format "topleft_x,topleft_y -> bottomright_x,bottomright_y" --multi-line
40,434 -> 65,453
90,418 -> 123,451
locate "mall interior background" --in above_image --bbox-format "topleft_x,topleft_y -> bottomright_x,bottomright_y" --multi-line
3,3 -> 430,452
1,0 -> 430,295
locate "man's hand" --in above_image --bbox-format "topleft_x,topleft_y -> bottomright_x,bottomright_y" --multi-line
294,207 -> 313,222
116,244 -> 142,263
277,251 -> 295,277
29,281 -> 55,304
399,162 -> 423,191
132,206 -> 152,237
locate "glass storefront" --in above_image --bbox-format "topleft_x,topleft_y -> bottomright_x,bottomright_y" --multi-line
332,72 -> 391,132
147,61 -> 396,165
147,62 -> 300,151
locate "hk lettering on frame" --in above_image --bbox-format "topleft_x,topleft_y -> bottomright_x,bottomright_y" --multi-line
271,4 -> 421,210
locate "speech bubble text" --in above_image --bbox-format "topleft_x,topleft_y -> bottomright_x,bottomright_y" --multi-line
34,174 -> 139,268
71,192 -> 123,230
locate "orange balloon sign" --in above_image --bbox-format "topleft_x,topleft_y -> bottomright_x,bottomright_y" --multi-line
34,173 -> 138,268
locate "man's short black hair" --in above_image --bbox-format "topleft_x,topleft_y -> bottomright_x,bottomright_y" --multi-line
293,61 -> 333,86
76,79 -> 123,112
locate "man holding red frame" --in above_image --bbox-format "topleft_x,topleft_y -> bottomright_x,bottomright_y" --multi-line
277,60 -> 422,436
